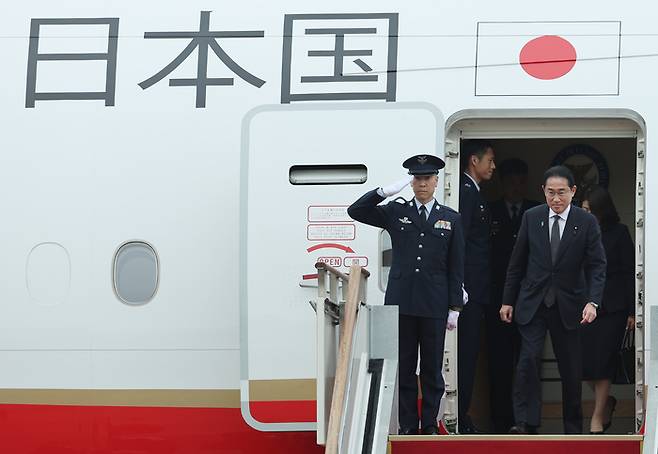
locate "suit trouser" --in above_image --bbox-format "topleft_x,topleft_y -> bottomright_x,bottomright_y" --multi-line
399,314 -> 446,430
514,303 -> 583,434
484,302 -> 520,433
458,300 -> 484,422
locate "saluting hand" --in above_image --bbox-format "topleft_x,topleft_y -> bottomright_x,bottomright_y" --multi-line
380,175 -> 413,197
581,303 -> 598,324
499,305 -> 513,323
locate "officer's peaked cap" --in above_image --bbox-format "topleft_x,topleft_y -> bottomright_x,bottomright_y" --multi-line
402,154 -> 445,175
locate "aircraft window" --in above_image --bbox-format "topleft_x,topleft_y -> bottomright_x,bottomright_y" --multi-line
113,241 -> 159,305
289,164 -> 367,185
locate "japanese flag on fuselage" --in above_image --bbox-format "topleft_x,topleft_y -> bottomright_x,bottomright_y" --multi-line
475,21 -> 621,96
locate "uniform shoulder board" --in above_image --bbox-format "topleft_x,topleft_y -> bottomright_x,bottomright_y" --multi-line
441,205 -> 458,214
393,196 -> 407,204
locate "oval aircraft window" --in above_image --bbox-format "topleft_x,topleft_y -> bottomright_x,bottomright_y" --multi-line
289,164 -> 367,185
113,241 -> 159,305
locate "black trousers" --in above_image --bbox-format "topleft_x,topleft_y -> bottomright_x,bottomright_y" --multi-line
484,302 -> 520,433
399,314 -> 446,431
457,300 -> 484,422
514,303 -> 583,434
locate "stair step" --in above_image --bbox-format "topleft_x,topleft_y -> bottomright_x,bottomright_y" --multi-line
388,434 -> 643,454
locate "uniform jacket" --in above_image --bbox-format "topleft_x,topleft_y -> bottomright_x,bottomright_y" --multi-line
459,174 -> 490,304
502,204 -> 607,330
599,222 -> 635,315
489,198 -> 540,305
348,189 -> 465,318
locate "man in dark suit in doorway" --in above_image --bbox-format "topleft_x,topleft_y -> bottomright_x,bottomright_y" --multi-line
500,165 -> 606,434
486,158 -> 539,433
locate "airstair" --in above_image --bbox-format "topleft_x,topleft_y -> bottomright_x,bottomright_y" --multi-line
312,263 -> 651,454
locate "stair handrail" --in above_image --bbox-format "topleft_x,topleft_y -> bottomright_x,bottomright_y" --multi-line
315,262 -> 369,454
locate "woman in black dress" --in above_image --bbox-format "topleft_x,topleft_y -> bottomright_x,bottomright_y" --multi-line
581,186 -> 635,434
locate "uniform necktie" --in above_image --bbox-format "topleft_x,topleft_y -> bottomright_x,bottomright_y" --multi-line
511,204 -> 519,222
550,214 -> 561,264
419,204 -> 428,220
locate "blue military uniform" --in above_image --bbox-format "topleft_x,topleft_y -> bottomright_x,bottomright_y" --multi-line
348,191 -> 464,317
457,172 -> 491,430
348,155 -> 464,434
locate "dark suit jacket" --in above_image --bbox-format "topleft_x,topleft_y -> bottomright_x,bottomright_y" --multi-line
502,204 -> 607,330
348,189 -> 465,318
600,222 -> 635,315
490,198 -> 540,305
459,174 -> 490,304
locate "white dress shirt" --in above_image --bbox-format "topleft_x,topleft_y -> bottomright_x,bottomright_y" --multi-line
506,200 -> 522,219
414,198 -> 436,219
548,204 -> 571,240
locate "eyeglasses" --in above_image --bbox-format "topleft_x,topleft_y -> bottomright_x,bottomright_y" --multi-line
544,189 -> 571,198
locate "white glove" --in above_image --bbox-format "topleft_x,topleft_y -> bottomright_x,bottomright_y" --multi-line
447,310 -> 460,331
462,286 -> 469,306
379,175 -> 413,197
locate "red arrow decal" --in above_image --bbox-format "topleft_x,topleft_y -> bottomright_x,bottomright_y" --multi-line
307,243 -> 355,253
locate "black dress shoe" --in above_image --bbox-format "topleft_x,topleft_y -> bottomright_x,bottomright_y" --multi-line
509,423 -> 538,434
458,418 -> 482,434
399,427 -> 418,435
421,425 -> 440,435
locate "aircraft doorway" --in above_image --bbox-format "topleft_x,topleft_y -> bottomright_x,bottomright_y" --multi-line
446,111 -> 645,435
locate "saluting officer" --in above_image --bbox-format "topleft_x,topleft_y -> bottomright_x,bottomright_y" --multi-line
348,154 -> 465,435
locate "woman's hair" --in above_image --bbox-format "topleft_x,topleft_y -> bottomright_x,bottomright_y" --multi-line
583,185 -> 620,226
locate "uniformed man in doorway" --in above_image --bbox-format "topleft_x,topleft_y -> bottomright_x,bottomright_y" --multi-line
348,155 -> 465,435
486,158 -> 539,433
458,139 -> 496,433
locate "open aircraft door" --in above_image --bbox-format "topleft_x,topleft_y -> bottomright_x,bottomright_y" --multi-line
239,102 -> 453,432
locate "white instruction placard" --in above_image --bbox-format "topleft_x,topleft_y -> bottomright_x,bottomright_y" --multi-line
307,224 -> 355,241
307,205 -> 351,223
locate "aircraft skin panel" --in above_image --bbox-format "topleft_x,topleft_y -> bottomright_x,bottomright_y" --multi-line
0,0 -> 656,450
0,403 -> 323,454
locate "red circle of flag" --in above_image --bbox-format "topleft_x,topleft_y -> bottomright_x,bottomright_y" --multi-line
519,35 -> 577,80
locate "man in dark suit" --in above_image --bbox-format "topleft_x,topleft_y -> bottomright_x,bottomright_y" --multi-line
500,165 -> 606,434
458,139 -> 495,433
486,158 -> 539,433
348,154 -> 465,435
